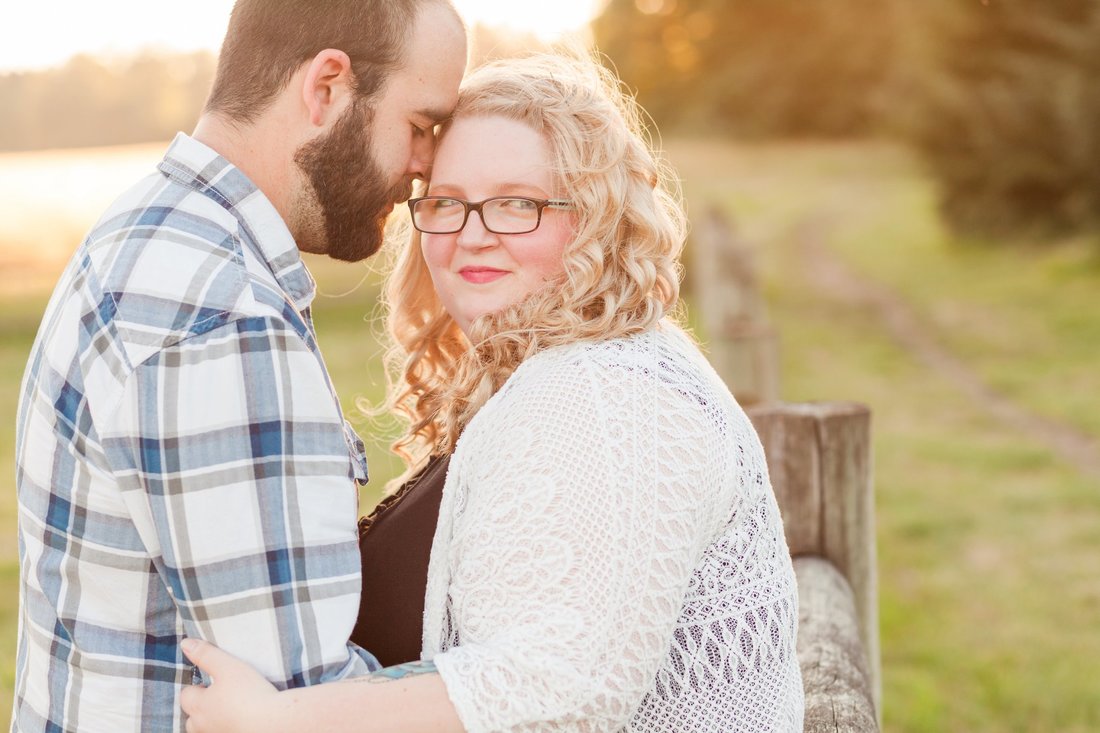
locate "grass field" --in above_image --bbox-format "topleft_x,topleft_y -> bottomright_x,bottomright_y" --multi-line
668,139 -> 1100,732
2,140 -> 1099,731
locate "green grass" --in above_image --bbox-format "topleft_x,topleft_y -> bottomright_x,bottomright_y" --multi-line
298,254 -> 409,508
668,139 -> 1100,732
2,140 -> 1099,731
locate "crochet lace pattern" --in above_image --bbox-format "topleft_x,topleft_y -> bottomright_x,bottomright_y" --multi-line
423,324 -> 804,732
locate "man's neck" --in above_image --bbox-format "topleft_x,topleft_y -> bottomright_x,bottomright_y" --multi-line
192,113 -> 294,223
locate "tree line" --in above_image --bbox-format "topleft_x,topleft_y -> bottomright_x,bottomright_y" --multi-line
0,25 -> 532,154
594,0 -> 1100,238
3,2 -> 1098,239
0,52 -> 215,152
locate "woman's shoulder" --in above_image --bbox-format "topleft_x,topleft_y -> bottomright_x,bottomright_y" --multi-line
480,321 -> 720,425
513,321 -> 701,380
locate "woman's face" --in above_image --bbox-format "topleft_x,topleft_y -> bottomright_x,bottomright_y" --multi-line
420,115 -> 574,336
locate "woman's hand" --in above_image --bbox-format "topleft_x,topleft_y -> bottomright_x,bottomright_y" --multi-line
180,638 -> 281,733
181,638 -> 464,733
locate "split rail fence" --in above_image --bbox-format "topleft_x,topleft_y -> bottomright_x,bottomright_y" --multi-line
695,210 -> 881,732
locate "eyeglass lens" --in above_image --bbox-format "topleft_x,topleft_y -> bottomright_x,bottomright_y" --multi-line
413,197 -> 542,234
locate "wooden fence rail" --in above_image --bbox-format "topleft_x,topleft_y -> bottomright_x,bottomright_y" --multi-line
692,209 -> 879,730
748,402 -> 881,732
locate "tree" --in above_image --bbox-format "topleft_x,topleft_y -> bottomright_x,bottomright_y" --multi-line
890,0 -> 1100,236
592,0 -> 898,137
594,0 -> 1100,238
0,52 -> 216,152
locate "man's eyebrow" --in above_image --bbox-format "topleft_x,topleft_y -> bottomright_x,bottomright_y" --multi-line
418,108 -> 452,125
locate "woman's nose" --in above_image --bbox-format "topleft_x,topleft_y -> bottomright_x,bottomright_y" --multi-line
455,208 -> 498,250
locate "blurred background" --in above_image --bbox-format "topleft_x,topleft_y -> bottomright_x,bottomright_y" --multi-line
1,1 -> 1098,731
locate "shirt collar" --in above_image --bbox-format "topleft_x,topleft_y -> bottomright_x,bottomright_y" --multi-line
157,132 -> 316,310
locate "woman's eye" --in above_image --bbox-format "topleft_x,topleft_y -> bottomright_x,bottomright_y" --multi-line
501,198 -> 537,211
430,198 -> 461,211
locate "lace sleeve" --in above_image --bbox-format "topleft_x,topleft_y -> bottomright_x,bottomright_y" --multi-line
431,346 -> 724,733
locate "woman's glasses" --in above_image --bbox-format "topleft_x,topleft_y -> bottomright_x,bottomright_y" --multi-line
408,196 -> 573,234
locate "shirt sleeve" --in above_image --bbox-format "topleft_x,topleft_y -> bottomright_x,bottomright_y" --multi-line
107,315 -> 378,688
432,352 -> 720,732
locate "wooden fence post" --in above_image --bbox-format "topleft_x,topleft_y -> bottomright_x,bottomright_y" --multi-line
747,402 -> 881,727
692,206 -> 780,406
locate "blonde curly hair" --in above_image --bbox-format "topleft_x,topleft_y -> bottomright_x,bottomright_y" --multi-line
380,52 -> 687,480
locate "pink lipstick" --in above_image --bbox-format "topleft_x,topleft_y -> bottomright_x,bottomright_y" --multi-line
459,266 -> 508,284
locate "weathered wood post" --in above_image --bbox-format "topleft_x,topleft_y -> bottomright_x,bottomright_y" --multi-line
692,206 -> 780,406
747,402 -> 881,731
694,205 -> 879,728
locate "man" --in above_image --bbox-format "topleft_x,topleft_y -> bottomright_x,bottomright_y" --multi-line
11,1 -> 466,730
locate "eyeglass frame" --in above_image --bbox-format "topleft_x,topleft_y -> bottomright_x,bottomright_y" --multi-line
407,195 -> 574,235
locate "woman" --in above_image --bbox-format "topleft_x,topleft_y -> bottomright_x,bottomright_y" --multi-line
181,53 -> 804,732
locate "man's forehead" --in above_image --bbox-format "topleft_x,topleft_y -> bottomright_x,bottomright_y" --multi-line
405,1 -> 467,62
392,4 -> 466,114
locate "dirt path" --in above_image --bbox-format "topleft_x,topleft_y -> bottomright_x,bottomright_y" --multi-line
798,218 -> 1100,481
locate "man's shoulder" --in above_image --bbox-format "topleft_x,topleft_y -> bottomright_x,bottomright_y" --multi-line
79,172 -> 283,360
88,169 -> 243,279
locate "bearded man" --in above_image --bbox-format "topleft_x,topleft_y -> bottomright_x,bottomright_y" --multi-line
11,1 -> 466,730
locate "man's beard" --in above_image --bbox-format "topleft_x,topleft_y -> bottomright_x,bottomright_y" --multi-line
292,100 -> 413,262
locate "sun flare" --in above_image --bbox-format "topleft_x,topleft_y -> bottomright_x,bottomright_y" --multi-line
452,0 -> 602,40
0,0 -> 604,73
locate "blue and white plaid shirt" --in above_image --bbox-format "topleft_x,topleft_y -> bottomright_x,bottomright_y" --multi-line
13,133 -> 379,732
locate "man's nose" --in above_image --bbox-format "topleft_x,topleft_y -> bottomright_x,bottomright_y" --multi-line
408,132 -> 436,179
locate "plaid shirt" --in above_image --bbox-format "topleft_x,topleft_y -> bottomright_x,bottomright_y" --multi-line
13,133 -> 379,733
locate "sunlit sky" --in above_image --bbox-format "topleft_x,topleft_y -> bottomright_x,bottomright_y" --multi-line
0,0 -> 604,73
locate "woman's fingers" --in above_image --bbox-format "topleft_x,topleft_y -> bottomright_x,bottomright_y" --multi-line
178,638 -> 280,733
179,681 -> 202,718
181,637 -> 241,681
179,640 -> 210,727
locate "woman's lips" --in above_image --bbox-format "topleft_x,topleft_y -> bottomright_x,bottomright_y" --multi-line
459,267 -> 508,284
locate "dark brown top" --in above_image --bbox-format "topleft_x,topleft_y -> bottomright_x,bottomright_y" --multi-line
351,454 -> 450,667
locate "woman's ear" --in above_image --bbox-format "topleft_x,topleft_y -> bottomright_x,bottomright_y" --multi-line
300,48 -> 355,128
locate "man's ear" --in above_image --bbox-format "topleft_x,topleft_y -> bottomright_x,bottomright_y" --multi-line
301,49 -> 355,127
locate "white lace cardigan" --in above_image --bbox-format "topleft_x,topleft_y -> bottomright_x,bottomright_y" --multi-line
422,323 -> 804,732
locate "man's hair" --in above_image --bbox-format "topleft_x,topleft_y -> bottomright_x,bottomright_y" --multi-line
206,0 -> 436,122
